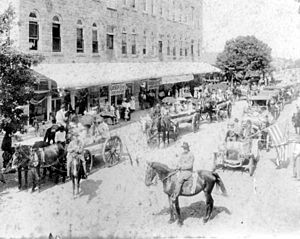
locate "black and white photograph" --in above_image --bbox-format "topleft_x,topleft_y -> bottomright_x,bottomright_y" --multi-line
1,0 -> 300,238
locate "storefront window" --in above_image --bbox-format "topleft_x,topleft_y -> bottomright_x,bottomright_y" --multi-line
89,87 -> 100,107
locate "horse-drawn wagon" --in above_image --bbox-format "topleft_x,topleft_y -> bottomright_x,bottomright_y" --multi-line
199,99 -> 232,122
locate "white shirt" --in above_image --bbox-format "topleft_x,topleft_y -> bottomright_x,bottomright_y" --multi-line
55,131 -> 66,142
56,109 -> 67,126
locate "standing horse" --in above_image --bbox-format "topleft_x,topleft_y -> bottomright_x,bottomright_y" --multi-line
70,155 -> 84,197
200,100 -> 215,122
145,161 -> 227,225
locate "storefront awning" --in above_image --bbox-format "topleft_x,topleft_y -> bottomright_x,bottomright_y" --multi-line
161,74 -> 194,84
32,62 -> 220,90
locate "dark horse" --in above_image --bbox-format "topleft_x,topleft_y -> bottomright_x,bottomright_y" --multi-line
70,154 -> 84,197
12,143 -> 66,191
145,161 -> 227,225
157,115 -> 178,145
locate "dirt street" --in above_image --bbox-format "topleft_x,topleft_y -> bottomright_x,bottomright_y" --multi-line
1,100 -> 300,238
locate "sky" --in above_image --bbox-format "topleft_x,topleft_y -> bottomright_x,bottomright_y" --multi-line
203,0 -> 300,60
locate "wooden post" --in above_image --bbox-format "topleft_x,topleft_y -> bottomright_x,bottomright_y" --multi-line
47,80 -> 52,121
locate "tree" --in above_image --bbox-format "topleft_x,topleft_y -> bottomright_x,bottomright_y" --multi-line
0,5 -> 43,130
216,35 -> 273,84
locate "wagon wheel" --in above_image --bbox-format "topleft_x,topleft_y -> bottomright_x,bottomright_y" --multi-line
102,136 -> 123,167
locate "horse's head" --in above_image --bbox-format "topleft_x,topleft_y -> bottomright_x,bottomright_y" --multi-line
12,144 -> 32,168
145,161 -> 157,186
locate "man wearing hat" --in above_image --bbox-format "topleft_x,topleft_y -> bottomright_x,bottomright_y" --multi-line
171,142 -> 195,201
66,129 -> 87,179
56,104 -> 68,128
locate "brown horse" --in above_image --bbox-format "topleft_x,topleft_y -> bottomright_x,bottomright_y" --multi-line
145,161 -> 227,225
69,154 -> 84,197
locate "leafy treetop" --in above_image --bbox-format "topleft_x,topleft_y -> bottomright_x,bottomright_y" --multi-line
216,35 -> 273,82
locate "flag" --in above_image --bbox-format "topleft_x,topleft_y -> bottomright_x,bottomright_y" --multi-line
268,123 -> 288,166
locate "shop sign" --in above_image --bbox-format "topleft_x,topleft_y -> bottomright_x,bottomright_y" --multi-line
147,79 -> 161,90
110,83 -> 126,96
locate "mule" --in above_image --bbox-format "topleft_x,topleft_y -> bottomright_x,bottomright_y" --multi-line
145,161 -> 227,225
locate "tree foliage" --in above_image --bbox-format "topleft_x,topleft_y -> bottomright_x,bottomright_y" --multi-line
216,35 -> 273,82
0,5 -> 43,130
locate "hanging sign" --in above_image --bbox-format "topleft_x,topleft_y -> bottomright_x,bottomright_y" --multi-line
110,83 -> 126,96
147,79 -> 161,90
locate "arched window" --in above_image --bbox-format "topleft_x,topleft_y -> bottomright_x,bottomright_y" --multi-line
76,20 -> 84,52
151,32 -> 155,56
185,39 -> 188,56
180,37 -> 183,56
191,39 -> 194,56
29,11 -> 39,50
198,39 -> 201,57
121,27 -> 127,55
92,23 -> 98,53
131,29 -> 137,55
167,35 -> 170,56
173,36 -> 176,57
52,16 -> 61,52
143,30 -> 147,55
106,25 -> 114,50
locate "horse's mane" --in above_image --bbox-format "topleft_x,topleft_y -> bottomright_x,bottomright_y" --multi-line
151,162 -> 172,174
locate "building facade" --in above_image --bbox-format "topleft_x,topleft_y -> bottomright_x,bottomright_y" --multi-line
1,0 -> 220,123
12,0 -> 203,63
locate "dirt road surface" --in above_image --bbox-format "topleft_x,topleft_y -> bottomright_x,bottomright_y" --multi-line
1,100 -> 300,238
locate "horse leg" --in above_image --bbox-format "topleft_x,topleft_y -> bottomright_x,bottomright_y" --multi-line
18,168 -> 22,190
72,177 -> 75,197
203,192 -> 214,223
76,177 -> 80,196
175,199 -> 183,226
24,167 -> 28,189
168,196 -> 176,224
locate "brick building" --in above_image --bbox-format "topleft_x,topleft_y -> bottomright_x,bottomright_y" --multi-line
1,0 -> 219,122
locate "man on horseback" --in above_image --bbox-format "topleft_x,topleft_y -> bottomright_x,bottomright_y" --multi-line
66,131 -> 87,179
171,142 -> 195,201
56,104 -> 68,128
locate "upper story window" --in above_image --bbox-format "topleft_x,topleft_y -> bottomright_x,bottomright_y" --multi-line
172,0 -> 175,21
191,6 -> 195,25
173,36 -> 176,57
131,0 -> 136,9
167,35 -> 170,56
131,29 -> 137,55
185,39 -> 188,56
52,16 -> 61,52
142,30 -> 147,55
29,11 -> 39,50
167,0 -> 170,19
106,25 -> 114,50
150,0 -> 155,15
121,27 -> 127,55
180,37 -> 183,56
76,20 -> 84,53
151,32 -> 155,56
179,4 -> 183,22
159,1 -> 163,17
197,39 -> 201,57
191,39 -> 194,56
92,23 -> 98,53
142,0 -> 147,12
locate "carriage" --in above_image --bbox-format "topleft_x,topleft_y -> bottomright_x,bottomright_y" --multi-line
68,114 -> 124,168
199,99 -> 232,122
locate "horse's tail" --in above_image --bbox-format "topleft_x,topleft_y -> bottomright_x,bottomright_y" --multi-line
213,172 -> 227,196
